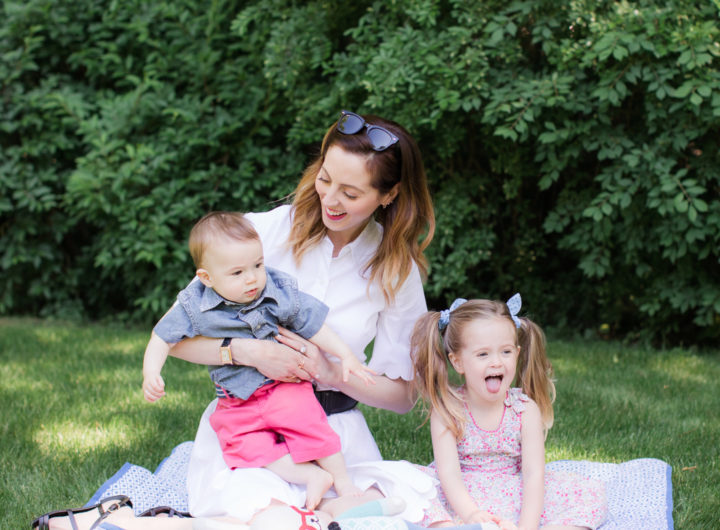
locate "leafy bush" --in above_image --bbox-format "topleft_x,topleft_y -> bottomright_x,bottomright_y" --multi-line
1,0 -> 718,344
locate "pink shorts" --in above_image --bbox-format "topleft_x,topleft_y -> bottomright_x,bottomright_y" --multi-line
209,381 -> 342,469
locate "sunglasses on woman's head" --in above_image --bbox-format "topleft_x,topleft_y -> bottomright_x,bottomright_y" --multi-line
336,110 -> 399,152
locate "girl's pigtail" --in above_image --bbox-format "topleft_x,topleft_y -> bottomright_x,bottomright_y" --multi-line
516,317 -> 556,432
410,312 -> 465,438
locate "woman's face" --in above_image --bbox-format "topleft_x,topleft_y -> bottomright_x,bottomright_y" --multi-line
315,145 -> 397,248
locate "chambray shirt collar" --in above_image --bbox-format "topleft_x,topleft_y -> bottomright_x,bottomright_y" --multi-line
197,272 -> 283,314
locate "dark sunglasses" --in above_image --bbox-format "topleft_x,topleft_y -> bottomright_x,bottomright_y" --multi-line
336,110 -> 399,152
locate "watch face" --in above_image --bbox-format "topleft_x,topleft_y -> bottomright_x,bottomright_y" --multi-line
221,346 -> 232,364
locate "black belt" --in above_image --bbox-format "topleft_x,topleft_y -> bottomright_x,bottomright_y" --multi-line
314,389 -> 358,415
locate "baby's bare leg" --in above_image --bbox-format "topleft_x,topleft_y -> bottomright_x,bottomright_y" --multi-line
316,451 -> 362,497
265,454 -> 333,510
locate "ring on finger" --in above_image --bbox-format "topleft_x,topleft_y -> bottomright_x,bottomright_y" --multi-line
298,356 -> 305,370
300,346 -> 307,354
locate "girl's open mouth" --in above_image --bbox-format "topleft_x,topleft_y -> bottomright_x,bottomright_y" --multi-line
485,375 -> 503,393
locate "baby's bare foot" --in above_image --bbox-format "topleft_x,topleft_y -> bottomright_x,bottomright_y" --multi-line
305,468 -> 333,510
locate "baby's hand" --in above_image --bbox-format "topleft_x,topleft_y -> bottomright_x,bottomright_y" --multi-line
341,356 -> 376,385
142,373 -> 166,402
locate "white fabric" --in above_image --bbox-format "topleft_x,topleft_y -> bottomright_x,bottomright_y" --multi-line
186,205 -> 433,522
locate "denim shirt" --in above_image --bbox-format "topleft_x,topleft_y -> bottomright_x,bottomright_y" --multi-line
153,267 -> 329,399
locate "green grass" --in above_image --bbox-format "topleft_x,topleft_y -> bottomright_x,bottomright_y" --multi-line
2,318 -> 718,529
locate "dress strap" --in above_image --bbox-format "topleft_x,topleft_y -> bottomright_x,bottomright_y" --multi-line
503,387 -> 530,413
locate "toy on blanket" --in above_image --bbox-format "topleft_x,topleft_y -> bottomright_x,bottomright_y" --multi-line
246,497 -> 403,530
244,497 -> 499,530
248,504 -> 331,529
331,519 -> 499,529
330,497 -> 405,529
330,497 -> 499,530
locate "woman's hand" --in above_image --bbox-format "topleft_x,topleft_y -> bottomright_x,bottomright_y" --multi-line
232,335 -> 317,383
276,327 -> 415,413
275,327 -> 341,386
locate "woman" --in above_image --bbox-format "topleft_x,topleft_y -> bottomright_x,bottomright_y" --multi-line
170,110 -> 436,522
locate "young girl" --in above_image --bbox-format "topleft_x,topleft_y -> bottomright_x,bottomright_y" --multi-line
411,295 -> 607,529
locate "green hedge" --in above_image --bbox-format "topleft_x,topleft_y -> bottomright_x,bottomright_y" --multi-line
2,0 -> 718,344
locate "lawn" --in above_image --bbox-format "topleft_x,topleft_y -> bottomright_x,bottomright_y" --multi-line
1,317 -> 718,529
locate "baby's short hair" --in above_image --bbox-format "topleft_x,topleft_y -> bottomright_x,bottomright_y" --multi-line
188,211 -> 259,268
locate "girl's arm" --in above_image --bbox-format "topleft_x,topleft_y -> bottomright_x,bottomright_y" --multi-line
518,400 -> 545,530
431,412 -> 498,525
168,335 -> 318,383
276,328 -> 414,413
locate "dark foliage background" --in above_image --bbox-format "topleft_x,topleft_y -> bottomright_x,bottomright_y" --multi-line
2,0 -> 718,345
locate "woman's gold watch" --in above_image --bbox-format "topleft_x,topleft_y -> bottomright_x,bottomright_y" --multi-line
220,337 -> 233,365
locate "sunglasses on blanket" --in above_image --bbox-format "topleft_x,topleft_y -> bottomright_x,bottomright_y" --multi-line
336,110 -> 399,152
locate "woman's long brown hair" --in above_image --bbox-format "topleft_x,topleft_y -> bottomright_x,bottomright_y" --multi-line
288,113 -> 435,303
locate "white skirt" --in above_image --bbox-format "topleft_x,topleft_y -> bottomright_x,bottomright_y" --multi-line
186,399 -> 436,523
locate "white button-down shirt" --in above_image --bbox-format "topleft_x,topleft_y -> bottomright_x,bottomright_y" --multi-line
246,205 -> 427,385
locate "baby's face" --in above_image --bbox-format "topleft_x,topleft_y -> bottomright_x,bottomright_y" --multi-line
200,237 -> 266,304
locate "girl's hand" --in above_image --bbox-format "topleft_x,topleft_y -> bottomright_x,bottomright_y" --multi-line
341,356 -> 376,385
498,519 -> 520,530
142,373 -> 165,402
467,510 -> 502,525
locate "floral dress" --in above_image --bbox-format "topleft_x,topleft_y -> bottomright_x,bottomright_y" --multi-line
417,388 -> 607,528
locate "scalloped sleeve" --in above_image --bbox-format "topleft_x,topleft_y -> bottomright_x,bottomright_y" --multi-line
366,261 -> 427,381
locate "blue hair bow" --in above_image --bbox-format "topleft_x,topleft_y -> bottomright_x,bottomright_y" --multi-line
506,293 -> 522,328
438,298 -> 467,332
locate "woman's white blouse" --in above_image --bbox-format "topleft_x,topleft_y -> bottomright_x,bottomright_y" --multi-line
246,204 -> 426,384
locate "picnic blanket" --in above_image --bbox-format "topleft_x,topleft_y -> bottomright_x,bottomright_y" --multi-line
88,442 -> 674,529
